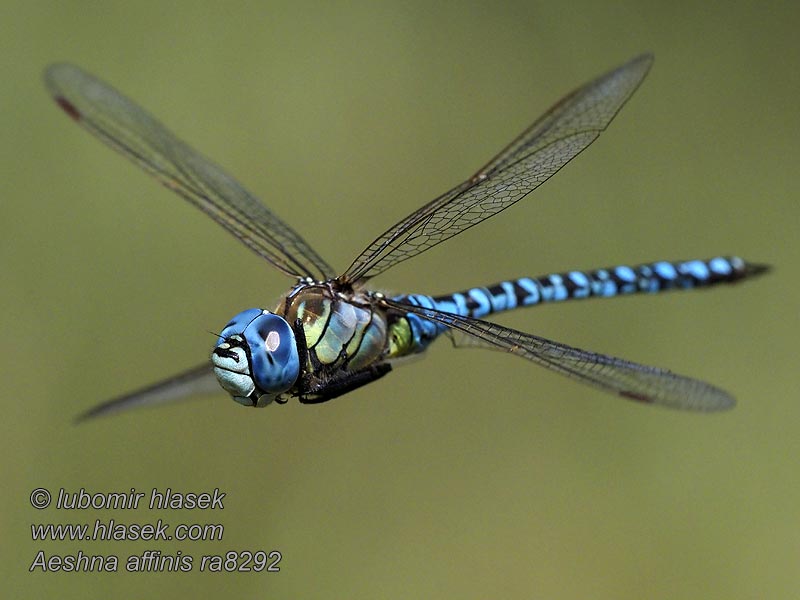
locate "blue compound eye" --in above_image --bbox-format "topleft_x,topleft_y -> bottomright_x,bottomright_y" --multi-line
212,309 -> 300,407
243,313 -> 300,394
217,308 -> 263,343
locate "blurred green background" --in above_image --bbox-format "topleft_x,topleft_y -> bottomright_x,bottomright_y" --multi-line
3,1 -> 798,598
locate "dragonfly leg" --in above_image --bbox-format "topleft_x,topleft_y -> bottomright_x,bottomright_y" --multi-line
298,363 -> 392,404
293,317 -> 309,374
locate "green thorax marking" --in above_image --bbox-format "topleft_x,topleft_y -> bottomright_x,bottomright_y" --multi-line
280,284 -> 387,372
386,318 -> 416,358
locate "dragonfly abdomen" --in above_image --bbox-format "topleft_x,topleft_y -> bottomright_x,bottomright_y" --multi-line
386,256 -> 766,359
430,256 -> 767,320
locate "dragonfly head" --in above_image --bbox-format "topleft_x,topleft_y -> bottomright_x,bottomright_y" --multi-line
211,308 -> 300,407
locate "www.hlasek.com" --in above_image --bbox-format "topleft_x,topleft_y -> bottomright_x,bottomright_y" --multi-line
28,487 -> 281,573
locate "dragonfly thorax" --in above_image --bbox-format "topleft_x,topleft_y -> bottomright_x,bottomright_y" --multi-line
211,308 -> 300,407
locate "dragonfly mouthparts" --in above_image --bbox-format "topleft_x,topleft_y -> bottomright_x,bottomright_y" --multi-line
212,345 -> 240,362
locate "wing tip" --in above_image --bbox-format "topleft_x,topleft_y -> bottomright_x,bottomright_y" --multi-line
73,399 -> 125,424
620,388 -> 736,412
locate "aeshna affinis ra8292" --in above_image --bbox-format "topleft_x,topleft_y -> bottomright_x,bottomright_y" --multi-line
44,54 -> 767,420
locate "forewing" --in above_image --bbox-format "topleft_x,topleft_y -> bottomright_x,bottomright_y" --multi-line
45,63 -> 334,280
76,364 -> 220,422
382,297 -> 734,411
340,54 -> 653,285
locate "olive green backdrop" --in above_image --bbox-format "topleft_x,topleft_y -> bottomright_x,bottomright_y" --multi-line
3,1 -> 798,598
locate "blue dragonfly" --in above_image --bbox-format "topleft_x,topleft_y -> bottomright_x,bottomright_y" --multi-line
44,54 -> 767,421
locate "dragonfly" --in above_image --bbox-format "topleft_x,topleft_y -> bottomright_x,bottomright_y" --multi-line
44,53 -> 767,421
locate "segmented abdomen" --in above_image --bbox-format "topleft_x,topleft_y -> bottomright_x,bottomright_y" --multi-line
432,256 -> 762,319
389,256 -> 766,356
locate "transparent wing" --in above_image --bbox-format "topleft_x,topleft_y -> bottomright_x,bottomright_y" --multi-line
75,364 -> 220,422
382,297 -> 734,411
340,54 -> 653,285
45,64 -> 335,281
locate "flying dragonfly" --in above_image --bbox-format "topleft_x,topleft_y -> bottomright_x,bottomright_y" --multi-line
44,54 -> 767,421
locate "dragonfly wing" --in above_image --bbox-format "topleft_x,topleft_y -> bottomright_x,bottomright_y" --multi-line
45,64 -> 335,280
382,296 -> 734,411
75,363 -> 220,422
341,54 -> 653,285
